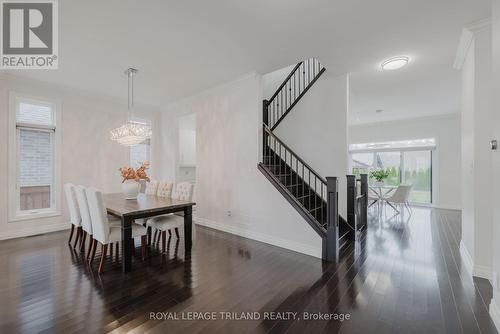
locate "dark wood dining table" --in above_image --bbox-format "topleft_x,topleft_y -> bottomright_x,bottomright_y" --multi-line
103,193 -> 195,273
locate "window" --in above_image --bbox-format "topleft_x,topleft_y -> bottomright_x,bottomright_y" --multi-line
9,93 -> 61,221
129,118 -> 151,169
350,139 -> 434,204
130,139 -> 151,169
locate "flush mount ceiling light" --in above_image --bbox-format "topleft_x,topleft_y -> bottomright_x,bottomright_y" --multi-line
381,56 -> 409,70
110,68 -> 152,146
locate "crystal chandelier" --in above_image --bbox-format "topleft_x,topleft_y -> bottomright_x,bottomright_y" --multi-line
110,68 -> 152,146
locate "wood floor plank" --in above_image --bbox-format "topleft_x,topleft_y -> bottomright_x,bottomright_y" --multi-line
0,207 -> 497,334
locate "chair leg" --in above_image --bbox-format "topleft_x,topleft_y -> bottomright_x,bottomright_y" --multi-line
162,231 -> 166,253
153,229 -> 158,246
147,226 -> 152,246
98,244 -> 108,274
73,227 -> 81,249
110,242 -> 113,260
175,227 -> 180,239
68,225 -> 75,245
115,242 -> 120,262
387,202 -> 400,214
168,229 -> 172,237
141,235 -> 146,260
156,230 -> 161,244
89,240 -> 98,265
80,231 -> 87,253
86,236 -> 93,261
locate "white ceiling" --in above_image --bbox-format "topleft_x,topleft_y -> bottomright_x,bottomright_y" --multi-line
4,0 -> 490,123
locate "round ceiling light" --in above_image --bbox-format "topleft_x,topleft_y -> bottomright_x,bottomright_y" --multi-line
381,56 -> 409,70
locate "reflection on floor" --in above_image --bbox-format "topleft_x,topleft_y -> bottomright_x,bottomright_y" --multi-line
0,207 -> 497,333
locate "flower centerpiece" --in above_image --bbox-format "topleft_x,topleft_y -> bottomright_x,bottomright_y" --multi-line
119,161 -> 150,199
369,169 -> 390,186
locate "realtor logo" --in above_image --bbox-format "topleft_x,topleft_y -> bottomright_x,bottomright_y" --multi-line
1,0 -> 58,69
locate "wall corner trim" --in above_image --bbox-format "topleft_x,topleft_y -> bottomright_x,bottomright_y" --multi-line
490,299 -> 500,333
460,239 -> 474,277
454,18 -> 492,70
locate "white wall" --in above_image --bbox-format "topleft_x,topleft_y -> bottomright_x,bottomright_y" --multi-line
349,114 -> 462,210
459,22 -> 493,280
0,74 -> 161,240
461,40 -> 476,263
272,72 -> 350,216
262,64 -> 295,100
490,1 -> 500,328
160,73 -> 324,258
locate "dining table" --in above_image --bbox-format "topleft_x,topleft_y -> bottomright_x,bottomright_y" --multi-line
103,193 -> 196,273
368,184 -> 397,206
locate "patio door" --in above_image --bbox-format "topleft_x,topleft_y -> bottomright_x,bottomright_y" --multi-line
351,147 -> 433,204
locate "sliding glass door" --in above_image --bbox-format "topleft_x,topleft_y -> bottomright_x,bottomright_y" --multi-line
403,150 -> 432,204
351,148 -> 433,204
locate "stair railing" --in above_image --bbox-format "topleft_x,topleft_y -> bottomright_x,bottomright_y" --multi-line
263,58 -> 325,131
263,125 -> 327,205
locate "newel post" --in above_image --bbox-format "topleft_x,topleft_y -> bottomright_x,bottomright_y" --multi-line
360,174 -> 368,230
262,100 -> 269,159
346,175 -> 357,241
323,177 -> 339,262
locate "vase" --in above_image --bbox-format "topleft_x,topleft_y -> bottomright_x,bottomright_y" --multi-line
122,180 -> 140,200
374,181 -> 385,187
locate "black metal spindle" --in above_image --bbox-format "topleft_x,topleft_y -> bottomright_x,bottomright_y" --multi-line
308,172 -> 311,210
321,183 -> 323,224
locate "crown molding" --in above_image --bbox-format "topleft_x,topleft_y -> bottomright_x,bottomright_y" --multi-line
454,18 -> 491,70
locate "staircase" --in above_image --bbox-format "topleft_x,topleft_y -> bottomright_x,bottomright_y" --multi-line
258,58 -> 368,261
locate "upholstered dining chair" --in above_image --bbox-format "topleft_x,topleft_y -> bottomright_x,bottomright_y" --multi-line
384,184 -> 413,215
147,182 -> 194,253
64,183 -> 82,248
145,181 -> 174,245
145,180 -> 159,195
74,185 -> 93,258
86,187 -> 148,273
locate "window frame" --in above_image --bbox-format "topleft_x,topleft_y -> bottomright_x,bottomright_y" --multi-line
128,117 -> 152,170
350,141 -> 435,205
8,92 -> 62,222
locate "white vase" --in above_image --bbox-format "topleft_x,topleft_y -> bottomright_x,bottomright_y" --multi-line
122,180 -> 140,200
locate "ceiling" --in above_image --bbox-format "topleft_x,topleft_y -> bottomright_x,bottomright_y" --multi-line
3,0 -> 490,123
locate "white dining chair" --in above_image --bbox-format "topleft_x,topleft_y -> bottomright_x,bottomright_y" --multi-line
145,181 -> 174,246
74,185 -> 94,258
147,182 -> 194,253
64,183 -> 82,248
145,180 -> 159,195
86,187 -> 148,273
384,184 -> 413,215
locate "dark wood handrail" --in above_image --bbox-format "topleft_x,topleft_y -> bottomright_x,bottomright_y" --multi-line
263,125 -> 327,185
266,62 -> 303,104
270,67 -> 326,131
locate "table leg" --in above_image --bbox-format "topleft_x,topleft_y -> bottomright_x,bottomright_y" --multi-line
184,206 -> 192,252
121,216 -> 133,273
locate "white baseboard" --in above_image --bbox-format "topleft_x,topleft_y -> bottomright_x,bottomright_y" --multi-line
474,264 -> 493,281
459,239 -> 492,281
194,217 -> 322,259
433,204 -> 461,211
490,299 -> 500,332
0,223 -> 69,240
460,239 -> 474,276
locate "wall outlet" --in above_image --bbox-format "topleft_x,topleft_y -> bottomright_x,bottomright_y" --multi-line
227,210 -> 232,217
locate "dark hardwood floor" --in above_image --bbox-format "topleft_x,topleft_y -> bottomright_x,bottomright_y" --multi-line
0,207 -> 497,333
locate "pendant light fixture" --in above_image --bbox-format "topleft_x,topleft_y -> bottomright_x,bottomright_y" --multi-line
110,68 -> 152,146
